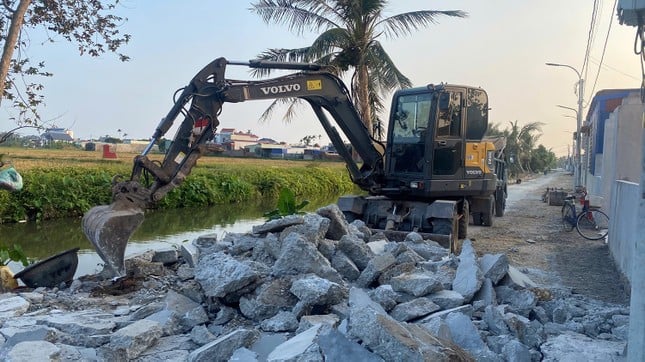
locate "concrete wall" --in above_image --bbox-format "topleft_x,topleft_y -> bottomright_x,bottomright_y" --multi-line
586,93 -> 643,283
609,180 -> 639,283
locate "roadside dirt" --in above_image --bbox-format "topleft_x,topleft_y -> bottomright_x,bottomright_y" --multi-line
469,171 -> 630,305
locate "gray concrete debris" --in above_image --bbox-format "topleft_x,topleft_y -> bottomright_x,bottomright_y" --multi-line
318,329 -> 384,362
452,239 -> 483,302
0,295 -> 29,319
239,278 -> 297,321
290,274 -> 347,306
331,250 -> 361,281
479,253 -> 509,284
355,252 -> 396,287
316,203 -> 350,240
195,252 -> 262,298
260,311 -> 299,332
390,297 -> 441,322
145,290 -> 209,336
296,314 -> 340,334
0,207 -> 631,361
390,271 -> 443,297
272,232 -> 341,283
7,341 -> 60,361
252,214 -> 304,234
188,328 -> 259,362
266,324 -> 325,362
541,331 -> 626,361
338,234 -> 375,270
99,319 -> 163,360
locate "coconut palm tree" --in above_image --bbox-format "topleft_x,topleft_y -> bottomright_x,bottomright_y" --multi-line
504,120 -> 543,176
249,0 -> 467,139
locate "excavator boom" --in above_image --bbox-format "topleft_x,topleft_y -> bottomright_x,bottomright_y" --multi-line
82,57 -> 385,277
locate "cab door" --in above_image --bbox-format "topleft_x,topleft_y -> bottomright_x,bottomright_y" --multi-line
430,90 -> 464,179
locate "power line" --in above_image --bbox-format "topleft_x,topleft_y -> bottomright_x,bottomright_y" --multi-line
586,0 -> 618,103
589,57 -> 640,81
582,0 -> 600,79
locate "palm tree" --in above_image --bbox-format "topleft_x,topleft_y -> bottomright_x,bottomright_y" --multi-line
249,0 -> 467,139
504,121 -> 543,176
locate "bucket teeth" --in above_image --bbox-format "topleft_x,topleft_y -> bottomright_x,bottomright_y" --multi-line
82,201 -> 144,278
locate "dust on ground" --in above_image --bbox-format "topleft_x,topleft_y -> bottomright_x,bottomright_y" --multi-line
469,171 -> 630,305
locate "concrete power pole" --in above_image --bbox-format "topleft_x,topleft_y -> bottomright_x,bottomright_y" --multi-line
616,2 -> 645,360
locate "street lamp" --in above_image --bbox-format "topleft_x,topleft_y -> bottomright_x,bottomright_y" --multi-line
546,62 -> 584,187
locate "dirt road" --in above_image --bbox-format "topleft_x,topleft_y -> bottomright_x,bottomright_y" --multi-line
469,171 -> 630,305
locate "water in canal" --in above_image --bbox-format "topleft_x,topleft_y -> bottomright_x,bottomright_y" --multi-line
1,196 -> 339,279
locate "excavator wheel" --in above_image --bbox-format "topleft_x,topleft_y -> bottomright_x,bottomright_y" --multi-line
481,195 -> 495,227
458,200 -> 469,239
495,189 -> 506,217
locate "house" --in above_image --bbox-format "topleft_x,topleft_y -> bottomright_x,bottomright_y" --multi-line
41,128 -> 73,144
213,128 -> 259,150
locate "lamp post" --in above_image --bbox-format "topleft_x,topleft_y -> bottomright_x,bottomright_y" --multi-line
546,62 -> 584,188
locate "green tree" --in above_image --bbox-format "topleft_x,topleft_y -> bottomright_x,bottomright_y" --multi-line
529,144 -> 556,172
487,120 -> 544,177
0,0 -> 130,142
250,0 -> 467,139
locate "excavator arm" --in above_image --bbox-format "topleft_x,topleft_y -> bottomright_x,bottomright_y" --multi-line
83,57 -> 385,277
123,57 -> 384,208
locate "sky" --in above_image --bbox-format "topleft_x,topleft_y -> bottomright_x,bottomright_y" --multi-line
4,0 -> 642,157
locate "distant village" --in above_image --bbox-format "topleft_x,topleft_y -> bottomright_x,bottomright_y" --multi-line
31,127 -> 340,160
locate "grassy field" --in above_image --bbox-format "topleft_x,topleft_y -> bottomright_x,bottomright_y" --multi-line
0,146 -> 355,223
0,146 -> 346,171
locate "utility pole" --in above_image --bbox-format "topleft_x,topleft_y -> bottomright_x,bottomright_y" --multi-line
546,63 -> 584,188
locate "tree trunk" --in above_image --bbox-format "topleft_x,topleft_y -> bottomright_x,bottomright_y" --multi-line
0,0 -> 32,108
355,64 -> 372,136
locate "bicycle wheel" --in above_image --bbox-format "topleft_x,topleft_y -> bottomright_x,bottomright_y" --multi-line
561,202 -> 576,231
576,209 -> 609,240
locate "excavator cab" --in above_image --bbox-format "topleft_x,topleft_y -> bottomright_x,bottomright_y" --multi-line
384,85 -> 489,198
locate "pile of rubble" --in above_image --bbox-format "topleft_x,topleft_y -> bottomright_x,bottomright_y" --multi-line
0,205 -> 629,361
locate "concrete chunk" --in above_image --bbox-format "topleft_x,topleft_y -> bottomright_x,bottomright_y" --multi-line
267,324 -> 325,362
195,252 -> 261,298
338,234 -> 374,270
7,341 -> 60,361
188,329 -> 259,362
390,272 -> 443,297
355,253 -> 396,288
103,319 -> 163,360
452,240 -> 483,302
316,204 -> 350,240
390,297 -> 441,322
479,253 -> 509,284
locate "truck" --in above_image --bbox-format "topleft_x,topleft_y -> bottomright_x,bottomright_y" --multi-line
82,57 -> 507,277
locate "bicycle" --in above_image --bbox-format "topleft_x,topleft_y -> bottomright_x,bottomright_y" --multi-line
561,190 -> 609,240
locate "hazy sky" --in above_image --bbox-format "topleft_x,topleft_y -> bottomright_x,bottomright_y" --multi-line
7,0 -> 641,156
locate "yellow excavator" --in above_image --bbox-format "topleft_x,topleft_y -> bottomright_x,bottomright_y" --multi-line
82,57 -> 507,277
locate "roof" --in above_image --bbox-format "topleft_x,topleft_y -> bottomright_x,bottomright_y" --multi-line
585,88 -> 639,122
41,132 -> 73,141
219,128 -> 236,133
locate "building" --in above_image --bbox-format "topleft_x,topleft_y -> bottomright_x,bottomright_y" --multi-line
40,128 -> 74,144
213,128 -> 260,150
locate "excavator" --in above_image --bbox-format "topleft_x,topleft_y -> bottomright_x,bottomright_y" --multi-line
82,57 -> 507,277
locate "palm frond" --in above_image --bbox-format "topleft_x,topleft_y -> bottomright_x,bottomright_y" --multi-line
250,47 -> 312,78
366,41 -> 412,90
249,0 -> 340,35
377,10 -> 468,39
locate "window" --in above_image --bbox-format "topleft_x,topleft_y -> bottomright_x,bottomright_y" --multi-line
436,92 -> 462,138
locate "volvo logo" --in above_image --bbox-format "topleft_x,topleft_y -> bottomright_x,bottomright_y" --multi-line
260,83 -> 301,95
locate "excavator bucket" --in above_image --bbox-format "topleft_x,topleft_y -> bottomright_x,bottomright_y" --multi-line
82,200 -> 145,278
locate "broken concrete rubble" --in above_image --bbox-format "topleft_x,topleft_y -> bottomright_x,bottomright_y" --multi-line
0,205 -> 631,361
